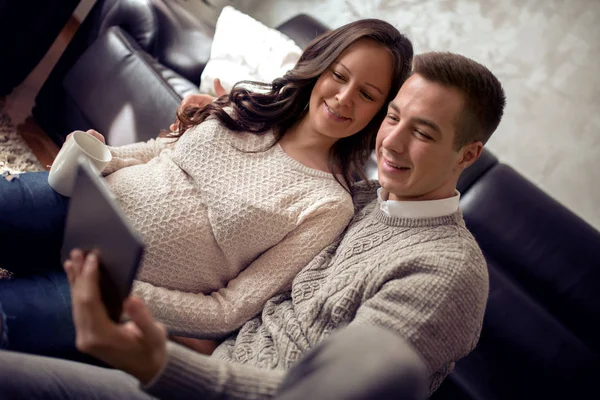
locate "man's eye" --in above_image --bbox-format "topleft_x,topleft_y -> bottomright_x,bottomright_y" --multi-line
415,130 -> 431,139
386,114 -> 399,122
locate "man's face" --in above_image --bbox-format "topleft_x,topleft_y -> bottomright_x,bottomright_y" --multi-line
375,74 -> 482,201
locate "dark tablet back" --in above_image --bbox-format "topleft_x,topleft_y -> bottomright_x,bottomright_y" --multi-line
61,156 -> 145,321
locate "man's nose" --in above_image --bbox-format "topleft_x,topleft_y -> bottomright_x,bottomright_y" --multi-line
382,124 -> 407,153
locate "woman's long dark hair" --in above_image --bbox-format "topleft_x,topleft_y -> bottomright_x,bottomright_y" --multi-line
165,19 -> 413,189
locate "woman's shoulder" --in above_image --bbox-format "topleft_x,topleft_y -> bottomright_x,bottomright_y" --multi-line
185,116 -> 269,144
183,116 -> 222,138
302,183 -> 355,218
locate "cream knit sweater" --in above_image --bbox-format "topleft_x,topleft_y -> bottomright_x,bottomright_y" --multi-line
102,119 -> 354,338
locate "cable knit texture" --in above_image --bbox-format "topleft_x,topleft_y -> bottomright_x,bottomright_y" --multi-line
146,182 -> 489,398
101,118 -> 354,338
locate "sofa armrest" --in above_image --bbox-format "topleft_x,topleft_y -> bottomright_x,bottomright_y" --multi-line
63,26 -> 199,146
78,0 -> 213,84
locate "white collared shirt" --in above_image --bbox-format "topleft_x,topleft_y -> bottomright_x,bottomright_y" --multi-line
377,188 -> 460,219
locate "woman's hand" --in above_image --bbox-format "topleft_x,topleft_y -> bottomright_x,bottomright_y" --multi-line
64,250 -> 168,384
171,336 -> 220,355
170,78 -> 227,132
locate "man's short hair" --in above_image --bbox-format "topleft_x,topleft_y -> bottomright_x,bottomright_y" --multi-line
413,52 -> 506,149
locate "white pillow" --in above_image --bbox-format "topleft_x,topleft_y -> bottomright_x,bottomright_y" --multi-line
199,6 -> 303,95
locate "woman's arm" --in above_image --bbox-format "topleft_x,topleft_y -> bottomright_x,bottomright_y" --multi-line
102,137 -> 176,175
133,198 -> 354,339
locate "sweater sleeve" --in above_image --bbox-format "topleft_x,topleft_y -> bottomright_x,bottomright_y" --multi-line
143,341 -> 285,400
133,198 -> 354,339
351,250 -> 489,390
102,136 -> 176,175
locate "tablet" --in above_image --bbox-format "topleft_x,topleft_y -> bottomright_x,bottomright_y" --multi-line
61,156 -> 145,322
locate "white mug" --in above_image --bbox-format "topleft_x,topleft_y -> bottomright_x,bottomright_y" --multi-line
48,130 -> 112,196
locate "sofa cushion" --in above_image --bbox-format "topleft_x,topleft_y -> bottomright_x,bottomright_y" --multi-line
199,6 -> 302,95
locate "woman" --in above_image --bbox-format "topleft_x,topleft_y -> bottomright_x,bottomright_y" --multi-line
0,19 -> 413,356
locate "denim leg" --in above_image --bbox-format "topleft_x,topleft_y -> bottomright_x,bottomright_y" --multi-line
0,301 -> 8,349
0,350 -> 156,400
0,271 -> 89,361
0,171 -> 69,274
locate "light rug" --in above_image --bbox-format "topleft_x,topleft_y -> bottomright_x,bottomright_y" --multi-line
0,100 -> 44,175
0,99 -> 44,279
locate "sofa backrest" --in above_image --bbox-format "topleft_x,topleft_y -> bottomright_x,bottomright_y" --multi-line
433,154 -> 600,399
33,0 -> 330,146
140,2 -> 329,86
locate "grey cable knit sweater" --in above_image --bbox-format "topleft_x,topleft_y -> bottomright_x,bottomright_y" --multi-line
144,182 -> 489,399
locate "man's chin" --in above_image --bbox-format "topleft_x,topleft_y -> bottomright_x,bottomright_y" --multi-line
378,177 -> 408,196
379,179 -> 420,201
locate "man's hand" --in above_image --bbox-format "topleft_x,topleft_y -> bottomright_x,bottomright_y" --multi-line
64,250 -> 168,384
170,78 -> 227,132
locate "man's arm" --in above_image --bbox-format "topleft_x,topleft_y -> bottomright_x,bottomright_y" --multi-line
350,251 -> 489,388
65,249 -> 284,399
144,341 -> 285,400
148,325 -> 429,400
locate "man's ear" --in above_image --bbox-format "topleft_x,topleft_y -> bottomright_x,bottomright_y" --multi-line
457,141 -> 483,171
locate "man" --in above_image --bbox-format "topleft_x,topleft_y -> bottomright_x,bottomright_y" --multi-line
0,51 -> 505,399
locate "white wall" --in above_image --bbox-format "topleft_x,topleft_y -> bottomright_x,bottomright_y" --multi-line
237,0 -> 600,231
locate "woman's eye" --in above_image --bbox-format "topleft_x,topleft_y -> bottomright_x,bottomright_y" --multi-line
332,72 -> 345,81
361,91 -> 375,101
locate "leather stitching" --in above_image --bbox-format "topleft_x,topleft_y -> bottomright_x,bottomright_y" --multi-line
113,27 -> 183,103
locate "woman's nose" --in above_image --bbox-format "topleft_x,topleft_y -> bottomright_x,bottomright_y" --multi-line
335,86 -> 353,107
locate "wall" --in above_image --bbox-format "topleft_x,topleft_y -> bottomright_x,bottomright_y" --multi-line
236,0 -> 600,231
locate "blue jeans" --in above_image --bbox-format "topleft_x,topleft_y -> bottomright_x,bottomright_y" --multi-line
0,271 -> 79,358
0,171 -> 69,274
0,171 -> 81,359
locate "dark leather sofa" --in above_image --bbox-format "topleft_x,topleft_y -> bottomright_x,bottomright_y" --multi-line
32,1 -> 600,398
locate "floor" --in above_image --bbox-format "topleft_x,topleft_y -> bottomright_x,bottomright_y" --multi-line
2,16 -> 81,169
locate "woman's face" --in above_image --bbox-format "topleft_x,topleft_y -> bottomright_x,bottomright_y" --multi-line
305,39 -> 394,142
